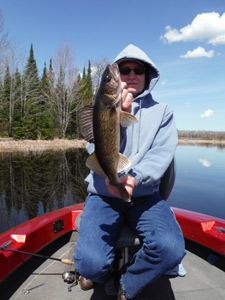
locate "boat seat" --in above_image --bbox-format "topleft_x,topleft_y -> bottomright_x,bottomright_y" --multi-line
75,158 -> 176,251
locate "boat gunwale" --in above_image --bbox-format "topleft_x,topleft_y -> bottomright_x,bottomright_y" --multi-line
0,203 -> 84,281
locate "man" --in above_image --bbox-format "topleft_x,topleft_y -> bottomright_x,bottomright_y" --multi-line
74,44 -> 185,299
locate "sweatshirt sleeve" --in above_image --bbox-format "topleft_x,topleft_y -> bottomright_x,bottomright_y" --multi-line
129,106 -> 178,187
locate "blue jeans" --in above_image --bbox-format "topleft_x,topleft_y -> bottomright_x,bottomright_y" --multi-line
74,193 -> 185,299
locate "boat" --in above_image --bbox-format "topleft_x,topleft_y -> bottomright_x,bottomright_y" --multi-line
0,201 -> 225,300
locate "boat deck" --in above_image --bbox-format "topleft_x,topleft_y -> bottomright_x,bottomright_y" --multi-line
1,231 -> 225,300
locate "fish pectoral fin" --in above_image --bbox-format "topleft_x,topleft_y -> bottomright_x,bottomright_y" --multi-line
120,111 -> 138,127
117,153 -> 130,173
86,152 -> 107,178
79,105 -> 94,143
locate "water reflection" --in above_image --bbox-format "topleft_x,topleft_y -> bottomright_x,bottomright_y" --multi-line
167,144 -> 225,220
198,158 -> 211,167
1,144 -> 225,233
0,149 -> 89,233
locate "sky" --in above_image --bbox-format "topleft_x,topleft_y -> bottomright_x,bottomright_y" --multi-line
0,0 -> 225,131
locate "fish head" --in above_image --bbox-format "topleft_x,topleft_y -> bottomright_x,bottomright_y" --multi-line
100,63 -> 121,99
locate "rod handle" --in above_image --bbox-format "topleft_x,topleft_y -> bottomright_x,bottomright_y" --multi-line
61,258 -> 73,265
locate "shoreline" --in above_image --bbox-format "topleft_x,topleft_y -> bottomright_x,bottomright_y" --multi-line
0,138 -> 87,153
178,139 -> 225,145
0,138 -> 224,153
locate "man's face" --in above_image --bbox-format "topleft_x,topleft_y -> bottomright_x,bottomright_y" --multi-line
119,61 -> 146,97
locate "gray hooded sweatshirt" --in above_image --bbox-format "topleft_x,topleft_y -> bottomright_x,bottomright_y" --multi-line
85,44 -> 178,198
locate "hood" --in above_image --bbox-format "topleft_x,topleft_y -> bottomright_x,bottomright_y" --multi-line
113,44 -> 160,98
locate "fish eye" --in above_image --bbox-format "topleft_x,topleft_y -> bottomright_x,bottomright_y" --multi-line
105,74 -> 111,83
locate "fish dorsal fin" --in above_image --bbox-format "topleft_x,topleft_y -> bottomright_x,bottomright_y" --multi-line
86,152 -> 107,178
79,105 -> 94,142
117,153 -> 130,173
120,111 -> 138,127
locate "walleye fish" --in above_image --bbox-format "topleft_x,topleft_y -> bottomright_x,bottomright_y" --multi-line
79,63 -> 137,201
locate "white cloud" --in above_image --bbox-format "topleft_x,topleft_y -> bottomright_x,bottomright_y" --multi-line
161,79 -> 168,86
161,12 -> 225,45
199,158 -> 211,167
180,46 -> 214,58
200,109 -> 214,118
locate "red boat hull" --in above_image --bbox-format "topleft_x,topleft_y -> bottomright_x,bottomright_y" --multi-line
173,207 -> 225,255
0,204 -> 225,282
0,203 -> 84,282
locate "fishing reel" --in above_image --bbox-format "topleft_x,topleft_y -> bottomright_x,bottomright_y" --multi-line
62,271 -> 80,292
62,271 -> 76,283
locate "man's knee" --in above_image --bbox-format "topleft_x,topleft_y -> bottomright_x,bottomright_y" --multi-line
74,250 -> 112,282
143,232 -> 185,265
160,232 -> 185,265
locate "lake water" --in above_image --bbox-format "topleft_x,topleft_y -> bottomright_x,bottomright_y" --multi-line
167,144 -> 225,220
0,144 -> 225,233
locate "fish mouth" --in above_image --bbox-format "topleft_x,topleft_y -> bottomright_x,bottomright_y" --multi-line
110,63 -> 120,81
103,64 -> 121,95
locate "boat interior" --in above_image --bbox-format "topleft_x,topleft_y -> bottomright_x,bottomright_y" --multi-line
1,229 -> 225,300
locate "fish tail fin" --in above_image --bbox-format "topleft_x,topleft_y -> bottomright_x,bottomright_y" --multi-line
118,184 -> 131,202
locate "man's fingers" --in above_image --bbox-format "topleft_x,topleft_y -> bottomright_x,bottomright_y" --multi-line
121,90 -> 133,112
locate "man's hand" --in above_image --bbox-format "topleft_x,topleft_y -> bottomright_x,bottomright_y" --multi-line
121,82 -> 133,113
105,174 -> 136,199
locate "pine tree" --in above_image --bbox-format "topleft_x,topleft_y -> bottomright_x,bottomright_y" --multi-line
13,68 -> 21,123
82,67 -> 86,82
66,73 -> 82,138
39,63 -> 53,139
0,65 -> 10,135
20,44 -> 41,139
48,59 -> 54,92
40,63 -> 50,97
86,60 -> 94,103
80,61 -> 94,105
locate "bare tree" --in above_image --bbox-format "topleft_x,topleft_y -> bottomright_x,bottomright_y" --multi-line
5,43 -> 24,136
0,10 -> 10,82
50,41 -> 79,137
91,57 -> 110,94
0,10 -> 25,137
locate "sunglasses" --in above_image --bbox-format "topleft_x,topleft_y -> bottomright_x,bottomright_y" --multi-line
119,66 -> 145,76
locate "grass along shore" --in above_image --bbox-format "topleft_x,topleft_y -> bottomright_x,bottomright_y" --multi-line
178,139 -> 225,145
0,138 -> 224,153
0,138 -> 87,153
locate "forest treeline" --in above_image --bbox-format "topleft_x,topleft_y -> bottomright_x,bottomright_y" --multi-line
178,130 -> 225,141
0,42 -> 109,140
0,11 -> 109,140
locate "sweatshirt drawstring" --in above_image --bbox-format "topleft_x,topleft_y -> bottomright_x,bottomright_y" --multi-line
137,99 -> 142,153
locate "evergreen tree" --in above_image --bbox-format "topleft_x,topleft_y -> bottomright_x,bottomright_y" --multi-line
82,67 -> 86,82
85,60 -> 94,103
80,61 -> 94,105
18,44 -> 41,139
66,73 -> 82,138
40,63 -> 50,97
48,59 -> 54,92
0,65 -> 10,135
13,68 -> 22,123
39,63 -> 53,139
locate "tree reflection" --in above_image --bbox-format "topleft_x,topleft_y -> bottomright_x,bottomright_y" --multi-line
0,149 -> 89,233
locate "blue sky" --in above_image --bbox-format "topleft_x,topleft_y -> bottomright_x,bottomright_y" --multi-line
1,0 -> 225,131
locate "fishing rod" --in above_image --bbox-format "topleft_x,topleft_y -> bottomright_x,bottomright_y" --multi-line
0,241 -> 73,265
